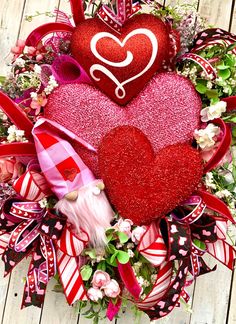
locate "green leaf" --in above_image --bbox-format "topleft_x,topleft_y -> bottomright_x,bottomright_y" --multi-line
232,165 -> 236,182
218,68 -> 231,80
117,251 -> 130,264
196,83 -> 207,94
84,249 -> 97,259
227,42 -> 236,52
117,231 -> 129,244
193,239 -> 206,250
216,64 -> 230,70
106,233 -> 114,243
81,265 -> 93,281
106,256 -> 118,267
110,251 -> 119,264
106,243 -> 117,254
97,261 -> 106,271
205,89 -> 219,99
225,54 -> 236,67
223,115 -> 236,123
232,126 -> 236,137
0,76 -> 6,84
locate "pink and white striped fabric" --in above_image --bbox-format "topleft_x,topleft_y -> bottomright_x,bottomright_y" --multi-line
138,221 -> 167,266
56,226 -> 89,305
32,118 -> 96,199
0,233 -> 10,255
206,239 -> 236,270
137,262 -> 172,309
56,227 -> 88,257
13,170 -> 51,201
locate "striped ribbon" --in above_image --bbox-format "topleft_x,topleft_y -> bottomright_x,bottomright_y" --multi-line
13,170 -> 51,202
178,53 -> 217,79
56,227 -> 89,304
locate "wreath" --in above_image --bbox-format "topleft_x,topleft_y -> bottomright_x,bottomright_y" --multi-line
0,1 -> 236,322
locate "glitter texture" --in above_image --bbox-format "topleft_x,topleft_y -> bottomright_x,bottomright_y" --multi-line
45,72 -> 201,176
98,126 -> 203,225
71,14 -> 170,105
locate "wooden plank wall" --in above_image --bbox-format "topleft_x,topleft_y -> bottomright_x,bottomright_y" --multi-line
0,0 -> 236,323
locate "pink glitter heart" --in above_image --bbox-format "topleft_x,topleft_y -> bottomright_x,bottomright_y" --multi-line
45,72 -> 201,175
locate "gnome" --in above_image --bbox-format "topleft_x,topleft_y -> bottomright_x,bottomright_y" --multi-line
32,118 -> 114,246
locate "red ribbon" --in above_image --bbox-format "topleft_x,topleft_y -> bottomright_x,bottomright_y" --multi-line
69,0 -> 85,26
203,118 -> 232,174
117,261 -> 141,300
25,23 -> 74,48
222,96 -> 236,111
0,91 -> 34,139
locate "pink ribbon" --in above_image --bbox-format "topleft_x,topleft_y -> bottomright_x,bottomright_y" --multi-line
97,0 -> 141,34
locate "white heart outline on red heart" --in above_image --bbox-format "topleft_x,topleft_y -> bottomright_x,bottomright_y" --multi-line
90,28 -> 158,99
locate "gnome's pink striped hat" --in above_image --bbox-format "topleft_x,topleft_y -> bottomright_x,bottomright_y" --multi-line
32,118 -> 96,199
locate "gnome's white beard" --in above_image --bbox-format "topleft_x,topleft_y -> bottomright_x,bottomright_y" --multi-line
56,180 -> 114,247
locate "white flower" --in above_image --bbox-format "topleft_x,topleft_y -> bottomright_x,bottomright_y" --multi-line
0,110 -> 7,121
87,287 -> 103,302
14,57 -> 25,67
215,189 -> 232,199
131,226 -> 146,244
137,276 -> 144,286
218,169 -> 234,184
127,242 -> 135,249
200,101 -> 227,122
103,279 -> 121,298
39,198 -> 48,208
44,75 -> 58,95
205,172 -> 216,190
114,218 -> 133,237
194,124 -> 220,150
151,274 -> 157,283
30,91 -> 38,100
34,64 -> 42,74
127,249 -> 134,257
7,125 -> 26,143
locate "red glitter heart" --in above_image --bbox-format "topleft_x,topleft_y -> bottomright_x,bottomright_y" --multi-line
98,126 -> 203,225
45,72 -> 201,177
71,14 -> 169,105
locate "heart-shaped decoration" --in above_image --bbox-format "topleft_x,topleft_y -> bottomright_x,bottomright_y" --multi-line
63,168 -> 78,182
71,14 -> 170,105
98,126 -> 203,225
45,72 -> 201,176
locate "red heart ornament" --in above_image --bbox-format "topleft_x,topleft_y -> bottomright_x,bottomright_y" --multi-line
98,126 -> 203,225
71,14 -> 170,105
45,73 -> 201,176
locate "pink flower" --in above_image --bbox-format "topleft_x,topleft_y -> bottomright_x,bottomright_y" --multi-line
131,226 -> 146,244
11,39 -> 26,57
30,93 -> 48,115
114,218 -> 133,237
201,143 -> 232,166
103,279 -> 121,298
27,46 -> 37,56
0,158 -> 24,183
92,270 -> 111,288
87,287 -> 103,302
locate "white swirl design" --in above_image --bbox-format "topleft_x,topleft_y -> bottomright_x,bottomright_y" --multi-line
89,28 -> 158,99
